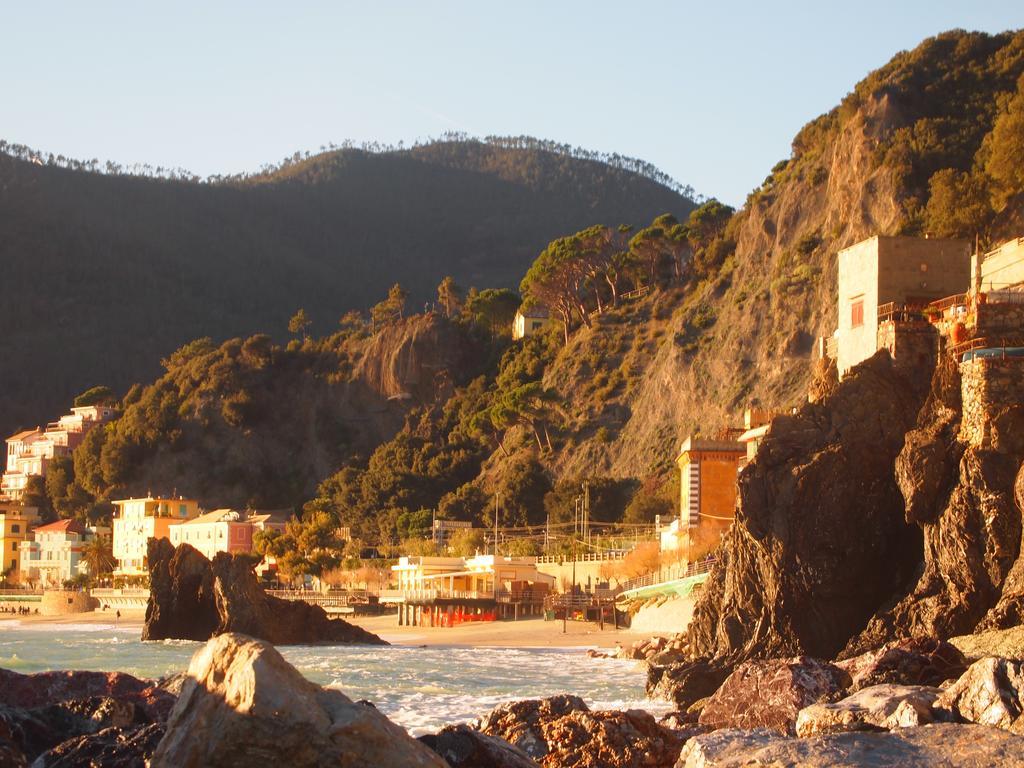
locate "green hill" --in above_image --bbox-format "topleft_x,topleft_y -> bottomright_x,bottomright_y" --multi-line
0,137 -> 696,435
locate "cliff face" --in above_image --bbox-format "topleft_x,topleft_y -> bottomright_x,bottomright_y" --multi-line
845,354 -> 1024,654
686,339 -> 1024,665
103,313 -> 484,509
686,353 -> 927,661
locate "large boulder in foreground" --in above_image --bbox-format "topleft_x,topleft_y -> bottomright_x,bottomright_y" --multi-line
687,353 -> 925,663
676,723 -> 1024,767
835,637 -> 966,691
144,539 -> 385,645
697,656 -> 849,735
795,684 -> 942,737
151,633 -> 446,767
936,657 -> 1024,734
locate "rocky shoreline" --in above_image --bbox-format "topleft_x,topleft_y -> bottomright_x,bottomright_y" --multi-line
3,628 -> 1024,767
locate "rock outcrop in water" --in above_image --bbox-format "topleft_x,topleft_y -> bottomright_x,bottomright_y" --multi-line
142,540 -> 218,642
143,539 -> 386,645
685,352 -> 926,663
152,633 -> 446,768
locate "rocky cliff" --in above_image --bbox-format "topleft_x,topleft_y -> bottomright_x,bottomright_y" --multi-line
143,539 -> 386,645
685,352 -> 927,662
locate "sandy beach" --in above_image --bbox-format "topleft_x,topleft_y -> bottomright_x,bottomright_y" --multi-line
4,609 -> 652,650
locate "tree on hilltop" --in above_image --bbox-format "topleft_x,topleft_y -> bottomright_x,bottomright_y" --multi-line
437,276 -> 463,318
74,385 -> 116,408
288,308 -> 312,340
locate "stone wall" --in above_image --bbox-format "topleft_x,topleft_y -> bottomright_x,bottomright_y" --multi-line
40,590 -> 99,616
876,320 -> 938,375
959,358 -> 1024,447
971,302 -> 1024,340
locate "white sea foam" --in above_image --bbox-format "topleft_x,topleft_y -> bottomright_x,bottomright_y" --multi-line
0,628 -> 670,734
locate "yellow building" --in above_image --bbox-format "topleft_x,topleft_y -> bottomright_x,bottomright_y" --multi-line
677,436 -> 745,559
0,503 -> 40,581
112,496 -> 200,576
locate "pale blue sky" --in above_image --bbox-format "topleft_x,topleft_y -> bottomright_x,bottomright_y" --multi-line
2,2 -> 1022,205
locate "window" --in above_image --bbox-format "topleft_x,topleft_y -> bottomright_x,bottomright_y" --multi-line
11,524 -> 19,533
850,299 -> 864,328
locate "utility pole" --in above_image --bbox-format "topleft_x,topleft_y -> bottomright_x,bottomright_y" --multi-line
493,492 -> 499,556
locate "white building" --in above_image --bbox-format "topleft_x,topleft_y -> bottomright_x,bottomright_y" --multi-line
18,518 -> 109,587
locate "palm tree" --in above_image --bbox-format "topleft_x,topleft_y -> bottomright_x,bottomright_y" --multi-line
82,537 -> 115,584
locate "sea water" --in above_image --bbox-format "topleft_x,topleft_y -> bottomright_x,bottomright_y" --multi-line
0,621 -> 669,734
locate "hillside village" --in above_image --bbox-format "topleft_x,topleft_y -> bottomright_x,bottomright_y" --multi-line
3,232 -> 1021,631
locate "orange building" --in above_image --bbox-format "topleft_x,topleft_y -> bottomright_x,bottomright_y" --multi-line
676,436 -> 745,559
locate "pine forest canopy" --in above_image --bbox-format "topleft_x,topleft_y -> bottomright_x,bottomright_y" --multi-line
0,135 -> 697,435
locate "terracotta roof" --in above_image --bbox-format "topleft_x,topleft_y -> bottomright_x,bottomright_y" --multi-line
7,429 -> 42,442
34,518 -> 87,535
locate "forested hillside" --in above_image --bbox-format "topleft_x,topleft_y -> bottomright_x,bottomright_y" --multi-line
0,137 -> 695,435
22,30 -> 1024,574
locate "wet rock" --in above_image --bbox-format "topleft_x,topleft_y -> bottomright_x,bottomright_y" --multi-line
0,668 -> 174,722
687,353 -> 926,662
419,724 -> 539,768
676,723 -> 1024,767
151,633 -> 445,767
646,657 -> 733,710
142,539 -> 217,642
476,695 -> 588,759
0,697 -> 144,763
34,723 -> 164,768
143,540 -> 386,645
697,656 -> 849,735
936,657 -> 1024,733
795,684 -> 942,736
951,626 -> 1024,661
836,637 -> 966,690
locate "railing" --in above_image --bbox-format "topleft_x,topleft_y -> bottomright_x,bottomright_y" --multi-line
614,556 -> 719,594
536,551 -> 628,564
395,589 -> 493,602
619,285 -> 650,301
0,588 -> 43,596
878,302 -> 930,323
951,337 -> 1024,361
930,294 -> 968,313
91,588 -> 150,598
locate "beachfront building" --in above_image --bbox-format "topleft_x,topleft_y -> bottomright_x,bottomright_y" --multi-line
832,235 -> 971,378
512,306 -> 549,340
392,554 -> 554,597
17,519 -> 109,587
112,496 -> 200,577
1,405 -> 118,501
431,518 -> 474,548
0,503 -> 40,580
677,436 -> 745,559
168,509 -> 255,560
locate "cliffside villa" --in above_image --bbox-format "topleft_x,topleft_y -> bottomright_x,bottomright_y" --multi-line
1,405 -> 118,501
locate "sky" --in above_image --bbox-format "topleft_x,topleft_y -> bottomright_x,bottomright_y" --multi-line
2,2 -> 1023,206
